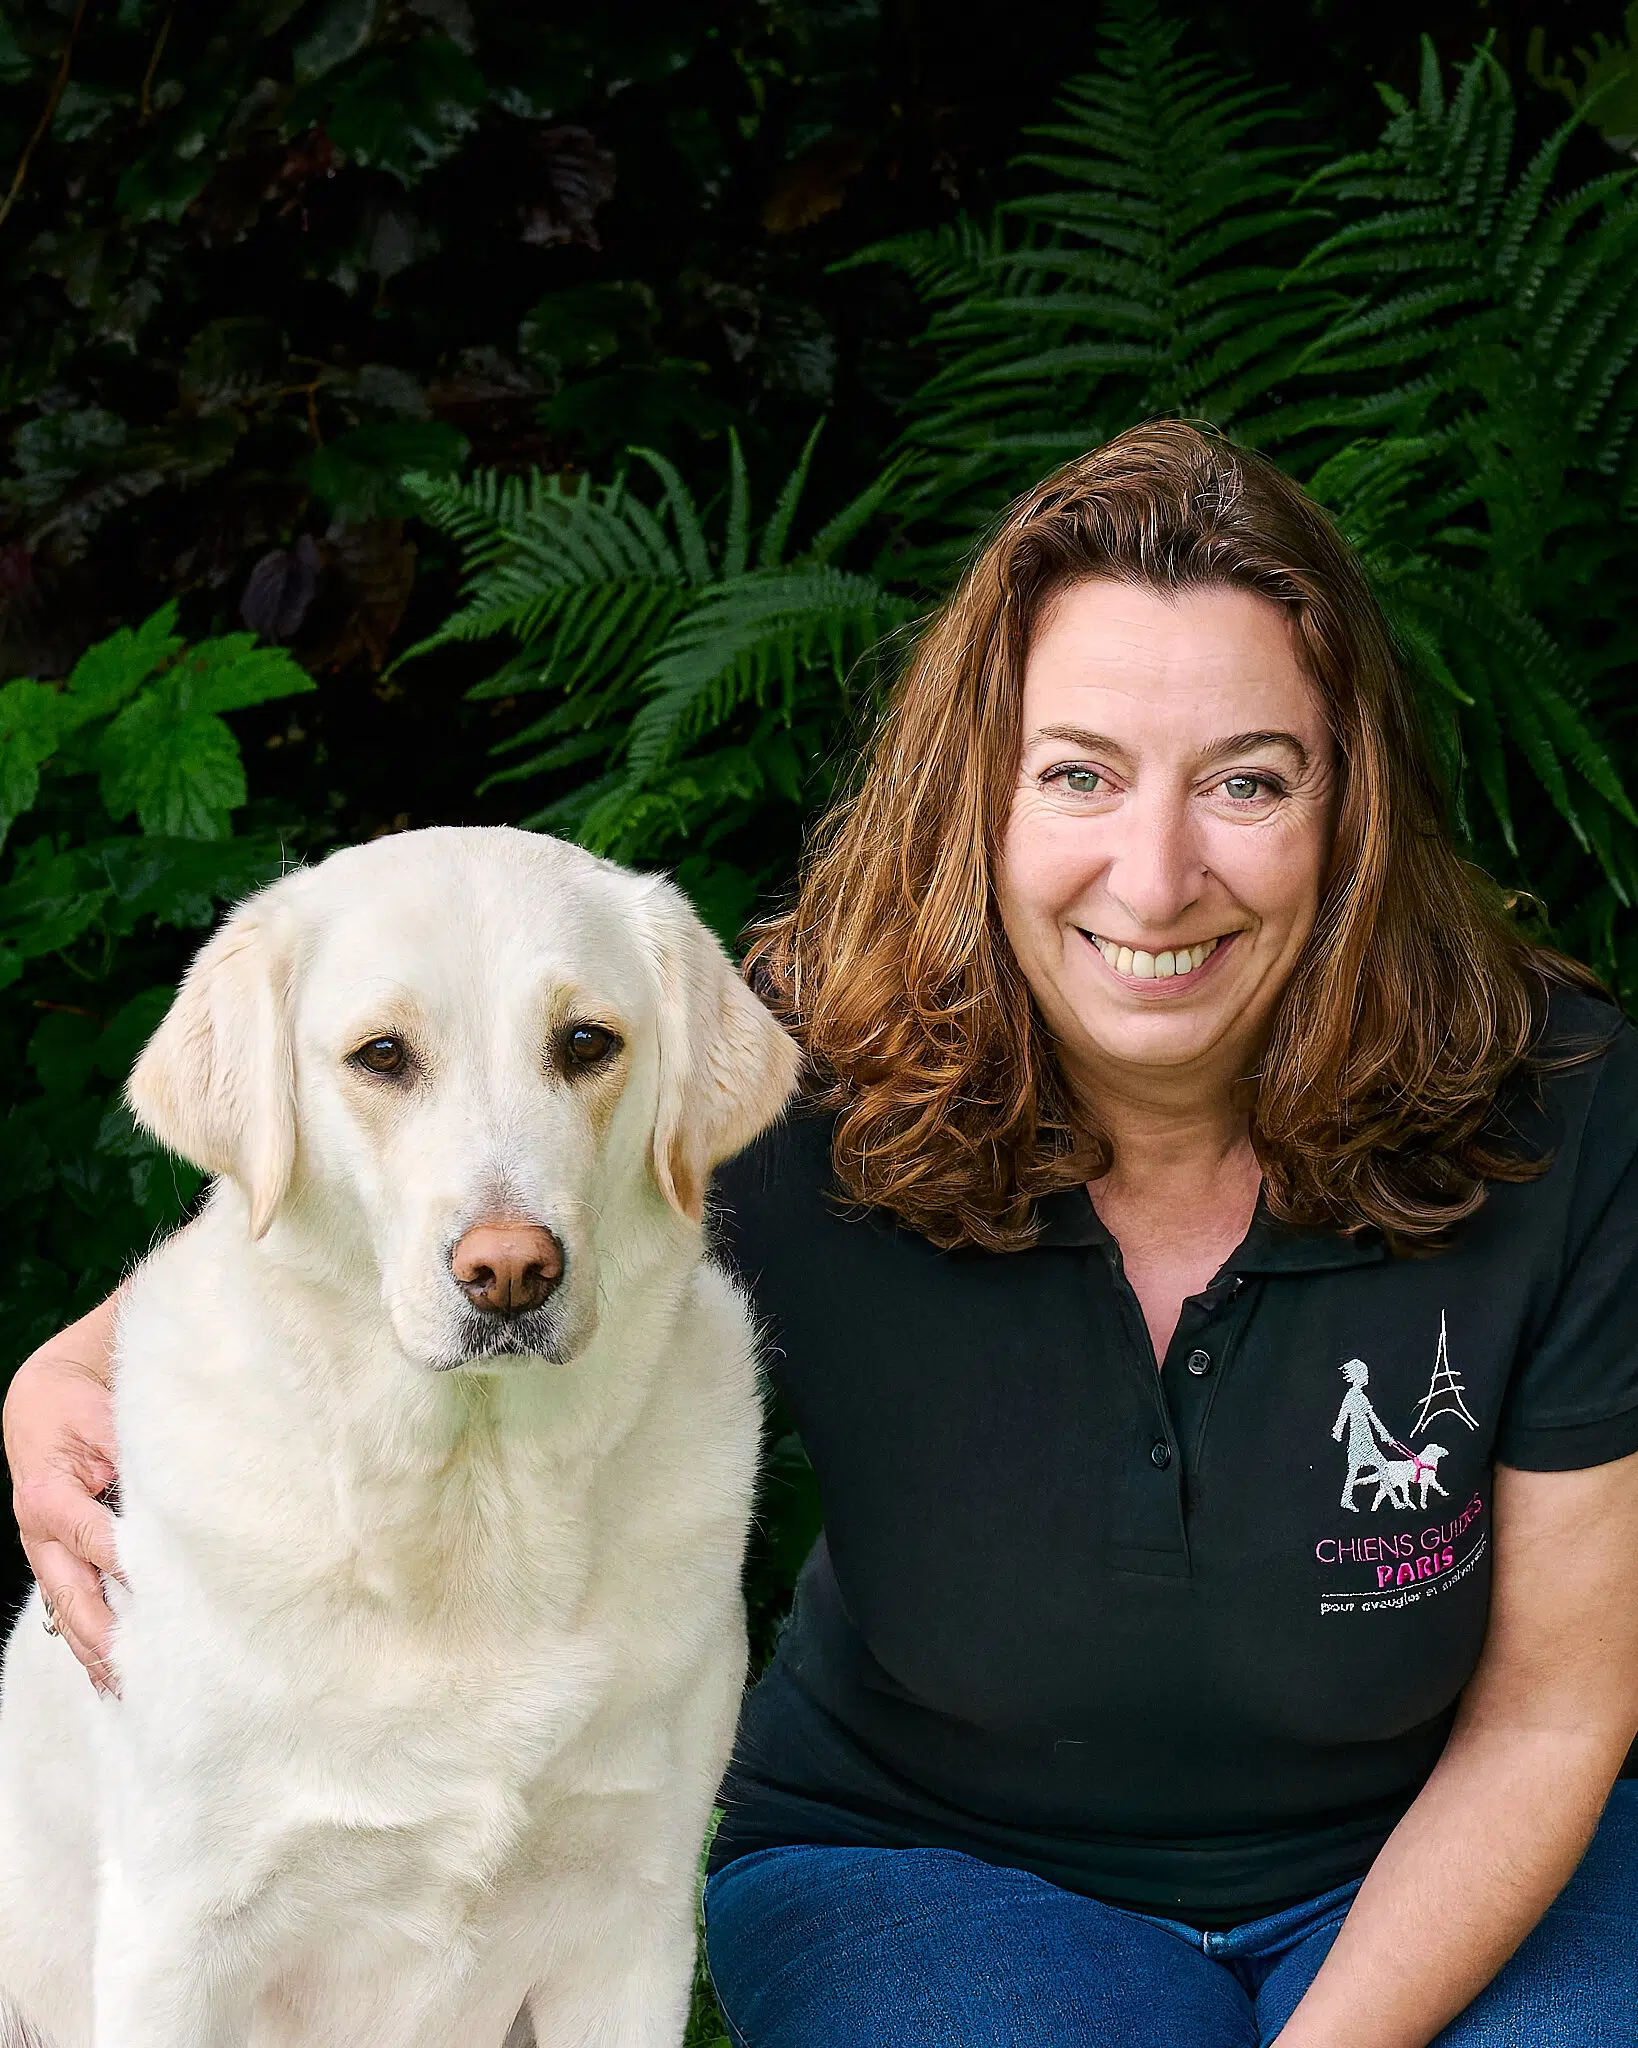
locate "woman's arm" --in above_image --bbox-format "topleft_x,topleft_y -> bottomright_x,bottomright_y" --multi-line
1276,1450 -> 1638,2048
2,1293 -> 122,1690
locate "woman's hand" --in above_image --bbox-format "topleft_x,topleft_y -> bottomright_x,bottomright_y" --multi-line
1275,1450 -> 1638,2047
3,1295 -> 121,1691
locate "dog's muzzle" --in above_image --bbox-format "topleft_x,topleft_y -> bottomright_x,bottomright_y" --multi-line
440,1219 -> 568,1367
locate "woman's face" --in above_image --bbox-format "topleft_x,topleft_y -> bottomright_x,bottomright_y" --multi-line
997,578 -> 1338,1100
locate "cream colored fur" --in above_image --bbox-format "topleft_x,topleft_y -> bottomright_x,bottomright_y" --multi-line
0,826 -> 798,2048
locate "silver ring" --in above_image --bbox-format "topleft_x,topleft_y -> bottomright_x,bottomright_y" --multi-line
41,1597 -> 60,1638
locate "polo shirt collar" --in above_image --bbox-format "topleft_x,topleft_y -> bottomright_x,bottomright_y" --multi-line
1034,1182 -> 1386,1273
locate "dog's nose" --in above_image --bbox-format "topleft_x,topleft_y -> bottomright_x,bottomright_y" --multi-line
450,1222 -> 564,1314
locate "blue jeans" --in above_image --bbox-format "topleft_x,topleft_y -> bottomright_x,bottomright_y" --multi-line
703,1781 -> 1638,2046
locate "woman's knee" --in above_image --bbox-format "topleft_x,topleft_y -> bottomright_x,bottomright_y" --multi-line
705,1846 -> 1033,2048
704,1844 -> 1259,2048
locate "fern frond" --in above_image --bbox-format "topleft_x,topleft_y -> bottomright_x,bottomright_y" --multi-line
624,567 -> 911,782
629,449 -> 712,588
759,417 -> 827,570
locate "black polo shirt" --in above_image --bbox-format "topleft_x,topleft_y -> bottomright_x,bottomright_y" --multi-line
705,986 -> 1638,1925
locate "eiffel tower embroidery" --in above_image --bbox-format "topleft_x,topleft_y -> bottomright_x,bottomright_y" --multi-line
1411,1311 -> 1479,1435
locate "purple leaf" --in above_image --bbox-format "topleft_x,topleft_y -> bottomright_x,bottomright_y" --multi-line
240,536 -> 321,643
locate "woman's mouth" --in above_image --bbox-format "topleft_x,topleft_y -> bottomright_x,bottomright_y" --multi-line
1077,929 -> 1236,982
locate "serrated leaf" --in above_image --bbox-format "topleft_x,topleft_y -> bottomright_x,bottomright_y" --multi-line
0,680 -> 69,851
97,694 -> 246,840
166,636 -> 316,716
62,603 -> 183,722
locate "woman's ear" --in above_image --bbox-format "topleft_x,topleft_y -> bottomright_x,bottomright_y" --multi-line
644,879 -> 802,1223
126,901 -> 296,1239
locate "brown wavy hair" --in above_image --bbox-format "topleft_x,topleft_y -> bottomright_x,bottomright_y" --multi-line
744,420 -> 1605,1255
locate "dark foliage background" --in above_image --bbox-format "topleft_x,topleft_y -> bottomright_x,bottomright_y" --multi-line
2,8 -> 1636,2028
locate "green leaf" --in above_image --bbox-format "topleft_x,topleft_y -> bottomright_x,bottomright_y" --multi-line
27,1008 -> 103,1099
538,361 -> 727,465
317,37 -> 488,185
310,421 -> 469,520
165,636 -> 317,716
0,846 -> 109,971
97,694 -> 247,840
630,446 -> 713,587
0,17 -> 33,85
723,428 -> 752,582
758,417 -> 825,570
93,835 -> 288,931
114,149 -> 216,227
805,454 -> 914,566
62,602 -> 183,721
518,282 -> 657,383
180,318 -> 287,414
0,681 -> 69,852
94,989 -> 176,1085
6,408 -> 128,511
861,0 -> 1331,548
404,435 -> 902,865
670,855 -> 758,948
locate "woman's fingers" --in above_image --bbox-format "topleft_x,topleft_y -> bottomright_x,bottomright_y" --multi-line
26,1535 -> 118,1693
15,1462 -> 121,1578
4,1292 -> 124,1691
15,1462 -> 121,1689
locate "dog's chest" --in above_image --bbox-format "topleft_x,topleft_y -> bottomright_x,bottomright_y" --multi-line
116,1502 -> 719,1959
111,1247 -> 759,1943
140,1421 -> 736,1899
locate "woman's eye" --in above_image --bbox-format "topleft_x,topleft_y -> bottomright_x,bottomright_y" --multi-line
565,1023 -> 622,1069
352,1035 -> 408,1076
1053,766 -> 1107,796
1220,774 -> 1278,803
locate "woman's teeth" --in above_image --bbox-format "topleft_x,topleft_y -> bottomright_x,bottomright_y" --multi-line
1086,933 -> 1223,980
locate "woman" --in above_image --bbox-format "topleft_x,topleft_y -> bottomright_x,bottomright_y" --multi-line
9,423 -> 1638,2047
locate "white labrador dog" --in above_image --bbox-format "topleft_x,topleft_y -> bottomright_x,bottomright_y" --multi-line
0,826 -> 799,2048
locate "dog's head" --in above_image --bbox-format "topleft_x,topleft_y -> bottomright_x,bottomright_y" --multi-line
127,828 -> 800,1370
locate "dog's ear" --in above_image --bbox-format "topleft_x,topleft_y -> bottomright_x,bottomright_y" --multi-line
644,879 -> 801,1223
126,900 -> 296,1238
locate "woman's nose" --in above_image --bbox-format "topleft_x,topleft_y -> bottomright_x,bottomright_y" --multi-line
1102,794 -> 1203,928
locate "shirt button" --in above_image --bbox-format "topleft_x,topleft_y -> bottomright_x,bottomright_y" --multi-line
1187,1348 -> 1212,1376
1150,1440 -> 1173,1470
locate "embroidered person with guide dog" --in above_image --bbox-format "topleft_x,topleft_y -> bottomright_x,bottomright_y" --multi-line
11,423 -> 1638,2047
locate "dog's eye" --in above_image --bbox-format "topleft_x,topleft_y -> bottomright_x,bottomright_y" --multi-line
564,1023 -> 621,1070
352,1035 -> 409,1077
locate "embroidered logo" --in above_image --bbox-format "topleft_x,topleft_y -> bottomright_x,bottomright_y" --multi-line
1330,1313 -> 1476,1514
1315,1312 -> 1487,1618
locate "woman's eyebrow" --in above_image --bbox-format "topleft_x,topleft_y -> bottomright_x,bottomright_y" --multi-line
1030,724 -> 1129,756
1201,730 -> 1310,770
